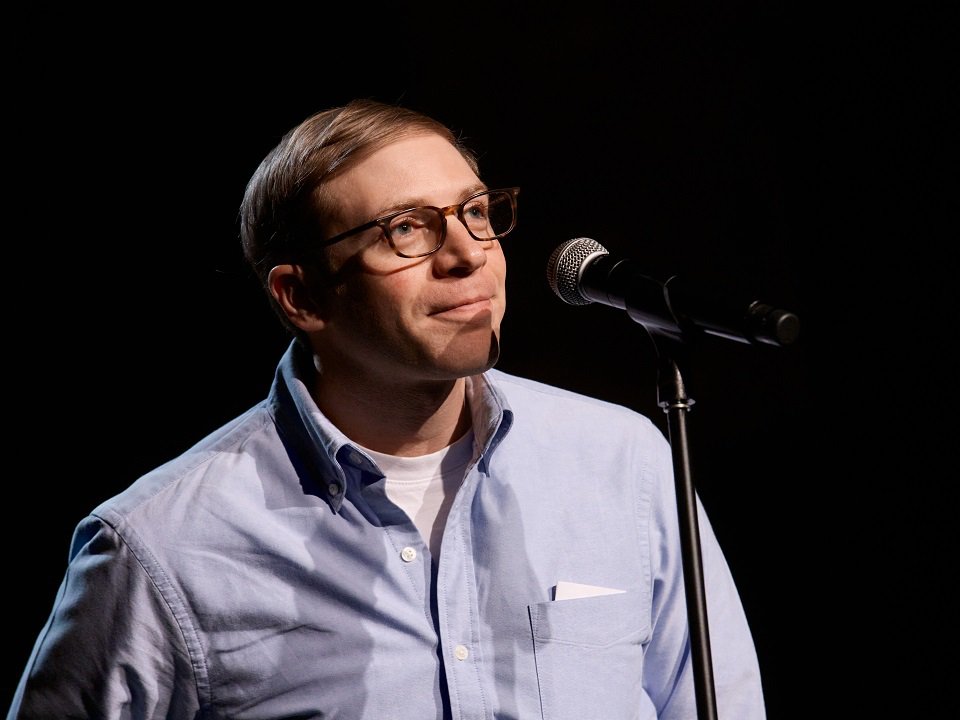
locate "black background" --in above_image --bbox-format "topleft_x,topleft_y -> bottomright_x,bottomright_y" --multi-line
6,4 -> 953,717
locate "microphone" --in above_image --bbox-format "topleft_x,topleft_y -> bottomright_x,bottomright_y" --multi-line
546,237 -> 800,347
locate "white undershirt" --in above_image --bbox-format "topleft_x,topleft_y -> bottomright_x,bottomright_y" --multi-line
358,429 -> 476,561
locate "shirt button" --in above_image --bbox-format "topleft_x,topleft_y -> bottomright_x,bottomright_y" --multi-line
400,547 -> 417,563
454,644 -> 469,661
349,451 -> 364,466
327,483 -> 340,496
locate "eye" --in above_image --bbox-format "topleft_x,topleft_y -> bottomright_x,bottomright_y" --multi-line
388,210 -> 431,237
392,220 -> 414,237
463,198 -> 490,223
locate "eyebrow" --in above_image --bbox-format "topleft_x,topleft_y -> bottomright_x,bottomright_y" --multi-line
373,183 -> 489,218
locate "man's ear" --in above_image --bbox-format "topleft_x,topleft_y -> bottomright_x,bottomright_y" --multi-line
268,264 -> 327,332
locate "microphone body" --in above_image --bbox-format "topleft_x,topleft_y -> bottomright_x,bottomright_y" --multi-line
547,238 -> 799,347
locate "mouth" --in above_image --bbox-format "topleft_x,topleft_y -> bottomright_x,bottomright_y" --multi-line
430,296 -> 494,317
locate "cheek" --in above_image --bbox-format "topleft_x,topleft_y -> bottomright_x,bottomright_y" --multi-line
347,273 -> 422,328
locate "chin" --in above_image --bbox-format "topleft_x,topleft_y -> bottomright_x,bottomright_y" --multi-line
432,330 -> 501,378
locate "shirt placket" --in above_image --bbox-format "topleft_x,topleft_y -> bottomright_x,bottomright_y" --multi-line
435,463 -> 489,720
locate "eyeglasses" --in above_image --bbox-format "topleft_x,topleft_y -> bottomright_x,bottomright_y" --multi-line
318,187 -> 520,259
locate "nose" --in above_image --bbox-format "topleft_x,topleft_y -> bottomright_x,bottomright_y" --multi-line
433,210 -> 489,276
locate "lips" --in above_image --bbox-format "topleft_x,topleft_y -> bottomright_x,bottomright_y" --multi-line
429,291 -> 496,316
430,297 -> 492,315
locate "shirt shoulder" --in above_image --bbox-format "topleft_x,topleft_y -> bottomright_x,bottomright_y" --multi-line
90,400 -> 276,524
486,368 -> 662,428
482,368 -> 672,467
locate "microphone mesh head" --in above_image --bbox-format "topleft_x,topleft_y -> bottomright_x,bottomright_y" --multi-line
546,237 -> 609,305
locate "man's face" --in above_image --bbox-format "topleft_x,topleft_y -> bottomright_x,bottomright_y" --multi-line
312,132 -> 507,387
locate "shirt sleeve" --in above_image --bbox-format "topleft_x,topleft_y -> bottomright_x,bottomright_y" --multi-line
7,516 -> 201,720
642,433 -> 767,720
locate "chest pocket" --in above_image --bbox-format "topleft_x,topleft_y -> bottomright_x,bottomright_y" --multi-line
528,591 -> 651,720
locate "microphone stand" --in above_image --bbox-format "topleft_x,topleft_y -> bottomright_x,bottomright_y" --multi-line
652,332 -> 718,720
545,236 -> 799,718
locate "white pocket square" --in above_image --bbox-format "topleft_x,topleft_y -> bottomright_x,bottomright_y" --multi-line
554,580 -> 626,601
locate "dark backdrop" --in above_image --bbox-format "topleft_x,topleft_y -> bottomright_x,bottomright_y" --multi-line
7,4 -> 951,717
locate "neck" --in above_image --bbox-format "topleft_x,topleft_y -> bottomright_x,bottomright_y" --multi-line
311,368 -> 472,457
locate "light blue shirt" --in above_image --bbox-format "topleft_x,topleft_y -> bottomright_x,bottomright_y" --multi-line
8,341 -> 765,719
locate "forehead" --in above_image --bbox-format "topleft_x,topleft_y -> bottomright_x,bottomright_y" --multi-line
327,133 -> 481,216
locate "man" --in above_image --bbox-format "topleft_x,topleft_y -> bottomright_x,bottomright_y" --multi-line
8,99 -> 765,719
